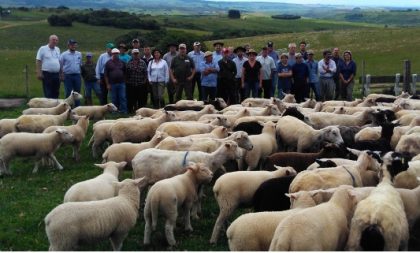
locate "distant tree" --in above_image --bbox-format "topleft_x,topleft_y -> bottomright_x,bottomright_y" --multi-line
271,14 -> 301,20
47,14 -> 72,26
57,5 -> 69,10
228,9 -> 240,19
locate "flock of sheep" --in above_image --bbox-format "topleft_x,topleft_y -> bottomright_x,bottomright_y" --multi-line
1,89 -> 420,250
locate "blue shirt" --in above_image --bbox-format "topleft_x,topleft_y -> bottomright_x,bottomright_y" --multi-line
60,50 -> 82,74
277,63 -> 292,88
119,53 -> 132,63
306,59 -> 319,83
339,60 -> 357,81
268,50 -> 279,69
199,60 -> 219,87
212,51 -> 223,64
188,50 -> 204,73
96,52 -> 112,80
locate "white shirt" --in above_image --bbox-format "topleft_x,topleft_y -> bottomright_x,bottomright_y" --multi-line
232,56 -> 248,79
256,55 -> 276,80
36,44 -> 61,73
318,59 -> 337,78
148,59 -> 169,83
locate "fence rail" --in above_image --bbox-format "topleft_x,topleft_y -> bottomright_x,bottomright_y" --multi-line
359,73 -> 418,96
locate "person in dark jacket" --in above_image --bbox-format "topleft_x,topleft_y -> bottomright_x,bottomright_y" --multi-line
81,52 -> 101,105
339,50 -> 357,101
292,53 -> 309,103
126,48 -> 148,113
104,48 -> 127,113
218,48 -> 237,105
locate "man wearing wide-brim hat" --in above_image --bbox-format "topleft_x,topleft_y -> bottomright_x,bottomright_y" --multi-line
233,46 -> 248,102
199,51 -> 219,102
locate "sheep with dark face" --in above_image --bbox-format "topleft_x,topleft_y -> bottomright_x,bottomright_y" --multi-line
351,123 -> 396,154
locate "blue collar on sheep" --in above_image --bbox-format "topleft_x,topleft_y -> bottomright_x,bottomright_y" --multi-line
182,151 -> 190,167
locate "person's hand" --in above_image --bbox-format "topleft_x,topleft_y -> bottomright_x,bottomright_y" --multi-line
259,83 -> 263,89
187,76 -> 193,81
241,82 -> 245,89
172,78 -> 178,84
107,84 -> 111,90
36,72 -> 43,80
97,80 -> 101,85
59,73 -> 64,81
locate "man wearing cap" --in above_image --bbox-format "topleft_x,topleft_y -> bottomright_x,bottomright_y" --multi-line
256,46 -> 276,98
188,41 -> 204,100
104,48 -> 127,113
299,41 -> 308,61
212,41 -> 224,63
199,51 -> 219,102
96,42 -> 114,105
267,41 -> 279,97
118,43 -> 131,63
129,38 -> 144,58
306,50 -> 320,101
277,53 -> 293,98
318,49 -> 337,101
59,39 -> 82,106
170,43 -> 195,101
232,46 -> 248,102
291,53 -> 309,103
36,34 -> 61,98
218,47 -> 237,104
126,48 -> 148,113
81,52 -> 101,105
163,43 -> 178,104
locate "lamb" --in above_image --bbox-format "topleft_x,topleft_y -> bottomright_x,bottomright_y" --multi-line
15,109 -> 72,133
226,191 -> 316,251
72,103 -> 118,120
22,102 -> 70,115
198,108 -> 251,126
395,132 -> 420,157
0,118 -> 17,138
209,166 -> 297,243
175,99 -> 205,107
306,108 -> 373,129
143,162 -> 213,247
88,122 -> 115,158
223,104 -> 280,117
102,131 -> 168,168
351,122 -> 396,154
345,167 -> 409,251
276,115 -> 344,152
45,177 -> 144,251
156,119 -> 223,138
241,97 -> 280,107
43,115 -> 89,161
289,150 -> 381,193
322,98 -> 362,107
0,129 -> 73,175
27,90 -> 83,108
63,161 -> 127,202
187,126 -> 229,138
269,185 -> 358,251
135,107 -> 161,117
244,121 -> 277,170
263,143 -> 348,172
132,140 -> 240,191
110,111 -> 178,143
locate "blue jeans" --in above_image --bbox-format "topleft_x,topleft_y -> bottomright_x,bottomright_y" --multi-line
84,80 -> 102,99
309,82 -> 320,101
42,71 -> 60,99
64,73 -> 82,107
111,82 -> 127,113
244,81 -> 259,98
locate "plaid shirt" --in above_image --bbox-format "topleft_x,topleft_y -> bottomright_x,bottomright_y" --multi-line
126,58 -> 148,86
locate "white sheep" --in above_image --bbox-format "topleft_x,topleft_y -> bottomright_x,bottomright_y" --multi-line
88,122 -> 115,158
64,161 -> 127,202
0,129 -> 73,175
72,103 -> 118,120
22,102 -> 70,115
322,99 -> 362,108
110,111 -> 178,143
276,115 -> 344,152
243,121 -> 277,170
0,118 -> 17,138
27,90 -> 83,108
135,107 -> 161,117
102,131 -> 168,168
198,108 -> 250,126
226,191 -> 316,251
15,109 -> 72,133
345,167 -> 409,251
175,99 -> 205,107
187,126 -> 229,138
45,177 -> 144,251
156,121 -> 218,138
171,104 -> 218,121
269,185 -> 358,251
210,166 -> 297,244
306,108 -> 373,129
395,132 -> 420,157
143,162 -> 213,247
132,140 -> 240,191
43,115 -> 89,161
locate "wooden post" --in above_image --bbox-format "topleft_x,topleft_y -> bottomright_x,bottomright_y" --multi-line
25,64 -> 29,99
395,73 -> 401,96
403,60 -> 411,93
412,74 -> 418,95
364,74 -> 370,97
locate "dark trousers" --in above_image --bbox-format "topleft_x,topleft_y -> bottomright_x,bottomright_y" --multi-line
333,76 -> 340,100
127,84 -> 148,113
262,79 -> 272,99
192,72 -> 202,101
235,78 -> 245,103
175,80 -> 193,102
218,78 -> 237,105
99,74 -> 108,105
42,71 -> 60,99
64,73 -> 82,107
167,80 -> 176,104
201,86 -> 217,102
292,79 -> 309,103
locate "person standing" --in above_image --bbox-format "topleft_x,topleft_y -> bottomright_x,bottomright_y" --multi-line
267,41 -> 279,97
256,46 -> 276,98
287,42 -> 297,67
104,48 -> 127,114
332,47 -> 344,100
170,43 -> 195,101
129,38 -> 143,58
306,50 -> 320,101
142,46 -> 154,106
163,43 -> 178,104
318,49 -> 337,101
188,41 -> 204,100
299,41 -> 308,61
126,48 -> 148,113
95,42 -> 114,105
118,43 -> 131,63
232,46 -> 248,103
81,52 -> 101,105
339,50 -> 357,101
242,49 -> 262,99
36,34 -> 61,99
148,49 -> 169,108
277,53 -> 293,98
291,53 -> 309,103
218,48 -> 237,105
200,51 -> 219,102
212,41 -> 224,63
59,39 -> 82,107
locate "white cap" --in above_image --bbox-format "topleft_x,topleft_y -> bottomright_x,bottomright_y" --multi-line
132,48 -> 140,54
193,41 -> 201,46
111,48 -> 120,54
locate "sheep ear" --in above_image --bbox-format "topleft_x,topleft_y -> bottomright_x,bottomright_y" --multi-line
285,193 -> 296,200
187,162 -> 198,172
133,177 -> 145,187
55,129 -> 65,134
94,163 -> 107,169
224,142 -> 232,148
346,147 -> 361,156
117,161 -> 127,169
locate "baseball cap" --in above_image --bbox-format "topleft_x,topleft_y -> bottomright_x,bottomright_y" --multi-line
267,41 -> 273,47
222,48 -> 229,54
204,51 -> 213,58
132,48 -> 140,54
179,43 -> 187,49
132,38 -> 139,43
295,53 -> 302,58
68,39 -> 77,45
106,42 -> 115,49
193,41 -> 201,46
308,50 -> 314,55
86,52 -> 93,57
111,48 -> 120,54
280,53 -> 289,59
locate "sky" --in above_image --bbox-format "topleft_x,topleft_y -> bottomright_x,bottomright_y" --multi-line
208,0 -> 420,8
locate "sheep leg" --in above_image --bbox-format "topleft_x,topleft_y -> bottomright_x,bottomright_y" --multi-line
184,203 -> 193,232
110,233 -> 127,251
164,213 -> 177,246
32,160 -> 40,174
73,144 -> 81,162
345,222 -> 363,251
210,204 -> 237,244
49,154 -> 63,170
143,201 -> 152,245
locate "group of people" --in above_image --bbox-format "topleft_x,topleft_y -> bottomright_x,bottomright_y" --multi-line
36,35 -> 357,113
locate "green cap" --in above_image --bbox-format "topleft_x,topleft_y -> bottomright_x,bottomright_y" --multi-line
106,42 -> 115,49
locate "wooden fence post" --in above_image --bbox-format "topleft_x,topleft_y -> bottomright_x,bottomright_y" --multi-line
364,74 -> 370,97
403,60 -> 411,93
394,73 -> 401,96
412,74 -> 417,95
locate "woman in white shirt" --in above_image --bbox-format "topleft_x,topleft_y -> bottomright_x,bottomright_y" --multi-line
148,49 -> 169,108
